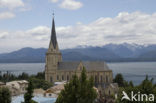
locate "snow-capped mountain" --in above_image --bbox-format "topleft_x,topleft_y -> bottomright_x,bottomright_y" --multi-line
0,43 -> 156,62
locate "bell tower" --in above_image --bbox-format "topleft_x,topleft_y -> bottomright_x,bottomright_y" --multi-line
45,15 -> 62,83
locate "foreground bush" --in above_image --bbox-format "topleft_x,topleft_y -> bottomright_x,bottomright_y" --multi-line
23,80 -> 37,103
55,68 -> 97,103
0,87 -> 11,103
29,77 -> 53,90
116,75 -> 156,103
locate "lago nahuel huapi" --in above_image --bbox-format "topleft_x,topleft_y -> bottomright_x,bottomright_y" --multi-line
0,62 -> 156,85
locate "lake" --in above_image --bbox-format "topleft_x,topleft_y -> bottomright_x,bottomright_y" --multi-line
0,62 -> 156,85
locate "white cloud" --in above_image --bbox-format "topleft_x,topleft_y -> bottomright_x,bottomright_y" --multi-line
56,11 -> 156,47
1,11 -> 156,53
59,0 -> 83,10
0,12 -> 15,20
50,0 -> 83,10
50,0 -> 58,3
26,26 -> 50,40
0,0 -> 31,21
0,31 -> 8,38
0,0 -> 24,9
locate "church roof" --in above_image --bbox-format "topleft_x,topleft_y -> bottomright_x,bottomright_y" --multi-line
51,17 -> 57,49
58,61 -> 111,71
58,62 -> 80,70
82,61 -> 110,71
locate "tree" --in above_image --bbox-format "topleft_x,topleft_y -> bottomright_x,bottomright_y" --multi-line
23,80 -> 37,103
129,81 -> 134,87
18,72 -> 29,80
55,67 -> 97,103
113,73 -> 125,87
0,87 -> 11,103
29,77 -> 53,90
139,75 -> 155,95
35,72 -> 45,79
78,69 -> 97,103
115,75 -> 156,103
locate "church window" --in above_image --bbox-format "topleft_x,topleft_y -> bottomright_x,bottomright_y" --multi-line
95,75 -> 98,83
100,75 -> 103,83
50,76 -> 53,82
57,75 -> 59,80
53,57 -> 55,64
109,90 -> 111,95
62,75 -> 64,80
67,75 -> 69,81
80,66 -> 83,70
106,76 -> 108,83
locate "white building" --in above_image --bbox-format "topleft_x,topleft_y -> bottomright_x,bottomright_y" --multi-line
33,88 -> 45,97
6,80 -> 28,96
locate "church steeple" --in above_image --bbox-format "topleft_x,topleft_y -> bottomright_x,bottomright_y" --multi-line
51,15 -> 57,49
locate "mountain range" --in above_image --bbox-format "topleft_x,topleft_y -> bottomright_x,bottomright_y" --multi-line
0,43 -> 156,63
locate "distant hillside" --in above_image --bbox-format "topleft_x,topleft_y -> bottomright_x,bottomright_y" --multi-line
0,47 -> 47,63
138,50 -> 156,61
62,47 -> 120,61
0,43 -> 156,63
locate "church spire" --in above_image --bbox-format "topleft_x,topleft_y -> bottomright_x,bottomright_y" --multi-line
51,14 -> 57,49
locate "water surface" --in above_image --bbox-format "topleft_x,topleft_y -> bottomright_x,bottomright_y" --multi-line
0,62 -> 156,85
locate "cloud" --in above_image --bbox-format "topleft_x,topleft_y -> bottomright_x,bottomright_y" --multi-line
59,0 -> 83,10
1,11 -> 156,53
56,11 -> 156,47
0,26 -> 51,53
26,26 -> 50,40
0,0 -> 30,21
50,0 -> 58,3
50,0 -> 83,10
0,12 -> 15,20
0,0 -> 24,10
0,31 -> 8,39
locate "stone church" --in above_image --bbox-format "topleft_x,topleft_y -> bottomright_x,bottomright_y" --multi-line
45,17 -> 113,87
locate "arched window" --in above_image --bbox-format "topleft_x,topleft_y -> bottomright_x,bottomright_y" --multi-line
100,75 -> 103,83
50,76 -> 53,82
57,75 -> 59,80
80,66 -> 83,70
106,76 -> 108,83
67,75 -> 69,81
95,75 -> 98,83
62,75 -> 64,80
109,90 -> 111,95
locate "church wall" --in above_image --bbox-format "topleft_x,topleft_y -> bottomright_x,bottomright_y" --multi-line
48,70 -> 113,85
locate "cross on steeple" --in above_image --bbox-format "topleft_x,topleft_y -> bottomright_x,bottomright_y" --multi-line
52,11 -> 55,18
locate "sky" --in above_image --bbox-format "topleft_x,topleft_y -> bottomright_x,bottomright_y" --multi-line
0,0 -> 156,53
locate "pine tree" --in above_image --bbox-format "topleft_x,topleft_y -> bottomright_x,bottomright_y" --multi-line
114,73 -> 125,87
0,87 -> 11,103
55,67 -> 97,103
23,80 -> 37,103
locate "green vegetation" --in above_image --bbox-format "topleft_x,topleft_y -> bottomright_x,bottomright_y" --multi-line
1,70 -> 156,103
23,80 -> 37,103
115,74 -> 156,103
113,73 -> 133,87
113,73 -> 125,87
29,77 -> 52,90
0,71 -> 52,90
0,71 -> 52,103
0,87 -> 11,103
55,68 -> 97,103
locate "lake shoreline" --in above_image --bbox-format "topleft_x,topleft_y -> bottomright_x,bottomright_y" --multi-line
1,61 -> 156,64
0,62 -> 156,85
